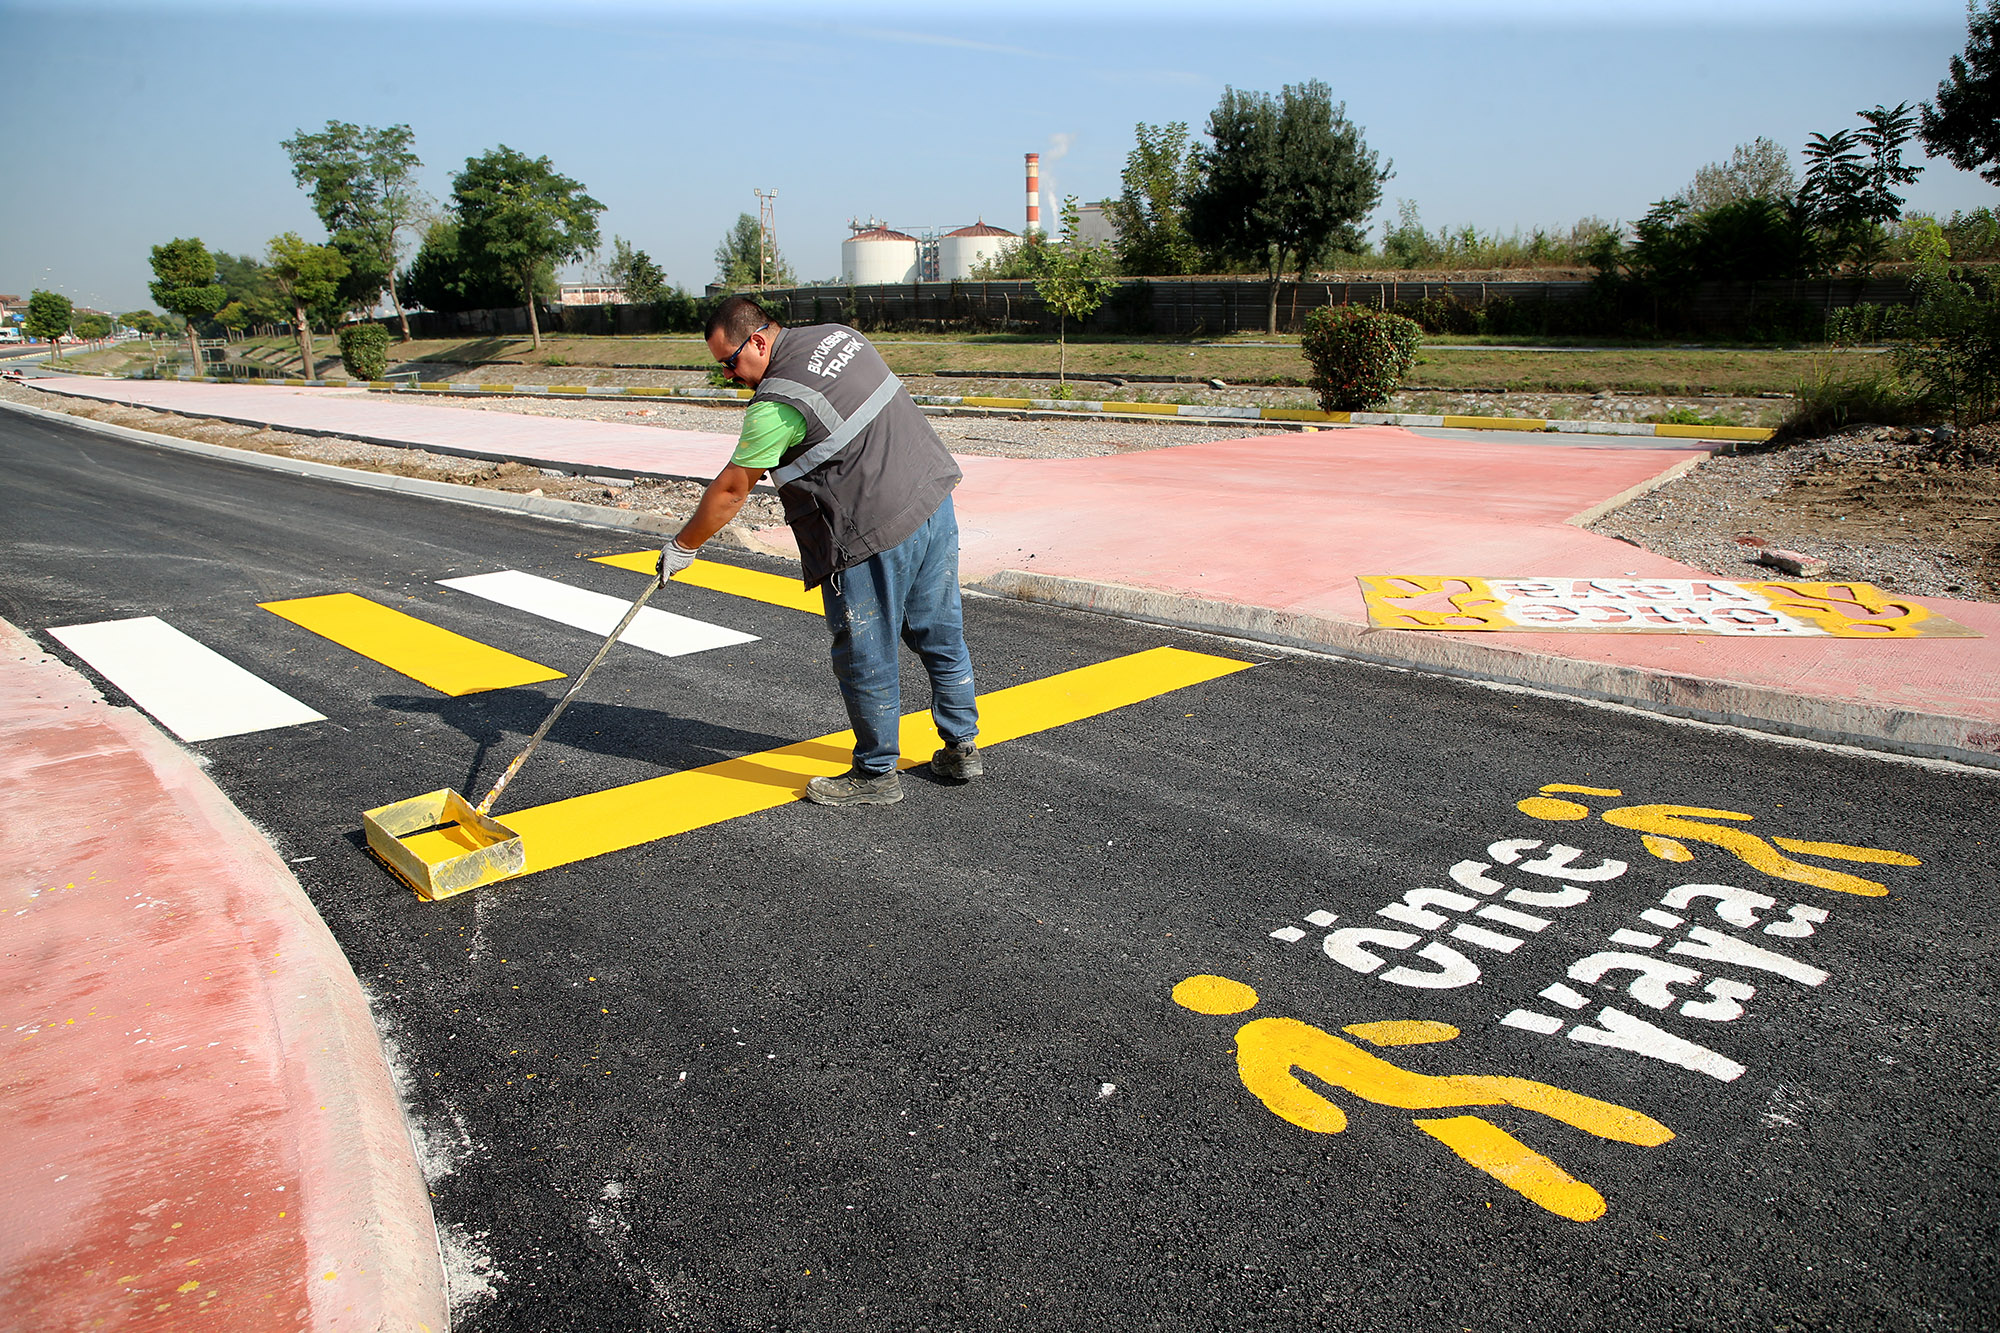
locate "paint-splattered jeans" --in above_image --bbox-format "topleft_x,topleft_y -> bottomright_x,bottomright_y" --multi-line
821,494 -> 978,775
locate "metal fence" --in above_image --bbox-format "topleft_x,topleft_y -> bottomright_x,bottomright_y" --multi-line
396,274 -> 1920,341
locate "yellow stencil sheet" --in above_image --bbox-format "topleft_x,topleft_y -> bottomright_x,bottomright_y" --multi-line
1356,576 -> 1513,630
399,646 -> 1252,876
262,593 -> 564,696
593,552 -> 825,616
1360,575 -> 1980,638
1738,581 -> 1971,638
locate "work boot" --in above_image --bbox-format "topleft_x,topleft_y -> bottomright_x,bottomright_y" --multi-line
931,741 -> 983,783
805,769 -> 903,807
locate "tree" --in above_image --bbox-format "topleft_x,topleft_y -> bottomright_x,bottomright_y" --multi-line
1104,121 -> 1203,276
1034,197 -> 1118,388
148,237 -> 226,372
1185,81 -> 1391,332
214,252 -> 286,333
451,145 -> 603,350
1922,0 -> 2000,185
72,311 -> 112,340
1855,102 -> 1924,224
399,219 -> 521,314
265,232 -> 349,376
23,290 -> 73,359
714,213 -> 793,288
283,121 -> 428,339
605,236 -> 667,303
1678,137 -> 1797,213
120,310 -> 172,336
1801,106 -> 1925,272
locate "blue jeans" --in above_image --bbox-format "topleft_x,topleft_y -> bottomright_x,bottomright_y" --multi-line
820,494 -> 978,775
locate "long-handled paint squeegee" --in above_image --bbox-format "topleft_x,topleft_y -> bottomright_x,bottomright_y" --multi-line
363,575 -> 662,900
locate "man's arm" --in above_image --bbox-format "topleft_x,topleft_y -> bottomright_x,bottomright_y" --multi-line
675,463 -> 767,550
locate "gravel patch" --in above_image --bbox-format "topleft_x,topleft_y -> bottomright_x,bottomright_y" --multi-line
1591,424 -> 2000,601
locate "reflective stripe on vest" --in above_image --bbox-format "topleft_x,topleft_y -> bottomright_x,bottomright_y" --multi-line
767,372 -> 906,487
755,375 -> 842,436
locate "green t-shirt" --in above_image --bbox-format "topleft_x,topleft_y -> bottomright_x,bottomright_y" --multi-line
730,400 -> 808,470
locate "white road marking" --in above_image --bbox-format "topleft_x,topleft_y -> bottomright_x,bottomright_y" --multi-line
437,570 -> 758,658
47,616 -> 325,741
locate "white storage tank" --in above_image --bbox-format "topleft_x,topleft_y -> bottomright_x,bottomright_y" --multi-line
842,225 -> 920,285
937,220 -> 1019,280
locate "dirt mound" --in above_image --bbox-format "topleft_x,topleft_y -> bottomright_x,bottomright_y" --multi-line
1594,423 -> 2000,601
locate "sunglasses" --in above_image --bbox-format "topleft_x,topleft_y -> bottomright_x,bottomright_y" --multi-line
720,323 -> 770,371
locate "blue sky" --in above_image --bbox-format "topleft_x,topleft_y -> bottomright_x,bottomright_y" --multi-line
0,0 -> 1989,313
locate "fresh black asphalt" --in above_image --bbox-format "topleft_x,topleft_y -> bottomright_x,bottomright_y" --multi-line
4,409 -> 1995,1332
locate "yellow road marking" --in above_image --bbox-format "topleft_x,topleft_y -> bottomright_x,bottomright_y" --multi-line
399,646 -> 1252,875
1413,1115 -> 1608,1222
261,593 -> 564,697
593,553 -> 825,615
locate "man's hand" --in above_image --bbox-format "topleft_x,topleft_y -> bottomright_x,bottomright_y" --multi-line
657,539 -> 699,585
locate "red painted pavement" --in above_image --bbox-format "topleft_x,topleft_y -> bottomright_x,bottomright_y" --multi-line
0,619 -> 446,1332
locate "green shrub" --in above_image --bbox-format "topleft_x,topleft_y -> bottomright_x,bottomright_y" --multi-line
1300,304 -> 1422,411
1645,406 -> 1740,427
1766,365 -> 1928,445
1828,220 -> 2000,425
337,323 -> 392,380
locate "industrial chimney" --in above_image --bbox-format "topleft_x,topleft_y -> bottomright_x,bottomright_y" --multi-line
1025,152 -> 1040,235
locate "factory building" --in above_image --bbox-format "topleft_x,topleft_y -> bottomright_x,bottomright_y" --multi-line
840,224 -> 921,285
937,221 -> 1018,279
841,219 -> 1021,284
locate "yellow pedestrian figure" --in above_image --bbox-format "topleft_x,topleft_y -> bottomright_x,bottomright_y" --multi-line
1172,974 -> 1673,1223
1516,784 -> 1920,897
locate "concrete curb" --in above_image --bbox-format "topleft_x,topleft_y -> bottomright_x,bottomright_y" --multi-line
0,395 -> 782,559
136,370 -> 1776,444
0,619 -> 449,1331
973,569 -> 2000,772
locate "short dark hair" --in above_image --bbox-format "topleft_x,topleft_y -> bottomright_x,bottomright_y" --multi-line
706,295 -> 779,343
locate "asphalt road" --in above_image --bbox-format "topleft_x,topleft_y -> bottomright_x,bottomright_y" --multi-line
5,409 -> 1996,1332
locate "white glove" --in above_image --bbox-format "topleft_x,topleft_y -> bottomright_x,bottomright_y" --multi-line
657,539 -> 699,585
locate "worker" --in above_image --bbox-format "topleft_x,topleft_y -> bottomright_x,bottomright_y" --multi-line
660,296 -> 980,807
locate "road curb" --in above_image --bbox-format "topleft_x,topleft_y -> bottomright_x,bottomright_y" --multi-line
972,569 -> 2000,772
0,618 -> 449,1331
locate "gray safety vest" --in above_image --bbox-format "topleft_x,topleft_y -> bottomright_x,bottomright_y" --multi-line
751,324 -> 962,591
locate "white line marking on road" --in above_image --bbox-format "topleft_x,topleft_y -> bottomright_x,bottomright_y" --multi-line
46,616 -> 325,742
437,570 -> 759,658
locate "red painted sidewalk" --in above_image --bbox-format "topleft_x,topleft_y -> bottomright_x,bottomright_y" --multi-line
0,619 -> 446,1332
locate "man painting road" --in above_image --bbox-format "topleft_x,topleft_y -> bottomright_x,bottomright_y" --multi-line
662,296 -> 981,807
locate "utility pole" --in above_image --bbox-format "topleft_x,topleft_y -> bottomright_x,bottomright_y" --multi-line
754,188 -> 778,287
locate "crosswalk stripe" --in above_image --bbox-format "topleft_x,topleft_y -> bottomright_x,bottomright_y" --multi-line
259,593 -> 565,697
437,570 -> 759,658
591,553 -> 825,616
392,646 -> 1252,878
46,616 -> 325,742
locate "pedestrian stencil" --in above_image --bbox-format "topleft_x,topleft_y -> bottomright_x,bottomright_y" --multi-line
1173,976 -> 1673,1223
1178,780 -> 1924,1223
